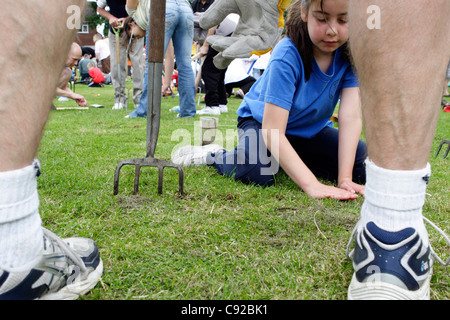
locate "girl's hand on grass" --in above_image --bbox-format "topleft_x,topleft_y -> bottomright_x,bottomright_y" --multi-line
338,178 -> 365,197
303,181 -> 360,200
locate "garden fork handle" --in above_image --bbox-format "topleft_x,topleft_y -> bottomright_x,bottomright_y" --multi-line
146,0 -> 166,158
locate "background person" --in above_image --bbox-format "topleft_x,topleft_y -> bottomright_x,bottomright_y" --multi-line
173,0 -> 367,200
97,0 -> 145,110
123,0 -> 197,118
93,33 -> 111,74
78,53 -> 97,82
56,42 -> 87,107
87,62 -> 106,87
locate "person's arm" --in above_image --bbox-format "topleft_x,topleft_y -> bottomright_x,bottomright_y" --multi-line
125,0 -> 139,16
55,86 -> 87,106
262,102 -> 359,200
162,41 -> 175,94
55,68 -> 87,106
126,0 -> 139,11
336,87 -> 365,195
97,3 -> 122,28
199,26 -> 218,56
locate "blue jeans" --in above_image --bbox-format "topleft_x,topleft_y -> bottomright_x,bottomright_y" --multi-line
208,117 -> 367,187
128,0 -> 196,118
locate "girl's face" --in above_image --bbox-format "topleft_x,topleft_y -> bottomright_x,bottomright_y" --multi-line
128,21 -> 146,39
301,0 -> 349,57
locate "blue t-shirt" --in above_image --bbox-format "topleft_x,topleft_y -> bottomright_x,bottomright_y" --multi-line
236,37 -> 359,139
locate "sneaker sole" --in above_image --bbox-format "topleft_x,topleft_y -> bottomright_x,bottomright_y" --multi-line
39,259 -> 103,300
347,272 -> 431,300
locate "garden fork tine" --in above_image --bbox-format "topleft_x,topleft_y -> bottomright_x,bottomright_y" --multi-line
435,139 -> 450,159
113,0 -> 184,196
113,157 -> 183,195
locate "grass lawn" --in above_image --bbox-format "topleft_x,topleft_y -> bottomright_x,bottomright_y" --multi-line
38,81 -> 449,300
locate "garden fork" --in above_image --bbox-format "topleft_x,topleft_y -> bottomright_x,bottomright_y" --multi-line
113,0 -> 184,196
435,139 -> 450,159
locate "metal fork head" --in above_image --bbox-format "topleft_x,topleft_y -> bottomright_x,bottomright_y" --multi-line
435,139 -> 450,159
113,157 -> 184,196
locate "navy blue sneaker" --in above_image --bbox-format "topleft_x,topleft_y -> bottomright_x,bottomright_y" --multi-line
0,228 -> 103,300
347,219 -> 449,300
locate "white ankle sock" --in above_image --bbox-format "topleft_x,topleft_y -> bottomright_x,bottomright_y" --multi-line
0,161 -> 43,272
361,159 -> 430,240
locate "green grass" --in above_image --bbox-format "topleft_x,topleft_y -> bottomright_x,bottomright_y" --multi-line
37,82 -> 449,300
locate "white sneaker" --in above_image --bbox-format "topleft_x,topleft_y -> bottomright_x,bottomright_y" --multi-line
346,218 -> 449,300
171,144 -> 224,166
196,106 -> 221,116
112,103 -> 125,110
0,228 -> 103,300
219,104 -> 228,113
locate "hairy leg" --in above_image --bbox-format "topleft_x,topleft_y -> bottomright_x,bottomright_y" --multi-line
349,0 -> 450,170
347,0 -> 450,299
0,0 -> 85,171
0,3 -> 103,301
0,0 -> 85,271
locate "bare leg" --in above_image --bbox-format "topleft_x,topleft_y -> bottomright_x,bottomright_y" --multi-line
349,0 -> 450,170
0,0 -> 102,300
347,0 -> 450,300
0,1 -> 82,171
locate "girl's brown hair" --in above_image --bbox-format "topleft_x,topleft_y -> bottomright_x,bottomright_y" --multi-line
284,0 -> 352,81
120,16 -> 137,53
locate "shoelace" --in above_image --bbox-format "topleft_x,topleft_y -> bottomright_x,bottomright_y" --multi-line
423,217 -> 450,266
346,217 -> 450,267
345,221 -> 364,260
42,228 -> 87,273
